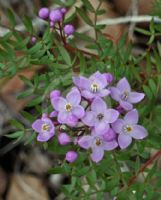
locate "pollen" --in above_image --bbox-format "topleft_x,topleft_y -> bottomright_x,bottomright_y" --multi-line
95,138 -> 102,146
97,113 -> 104,121
65,103 -> 72,112
42,123 -> 50,131
91,82 -> 99,93
123,125 -> 133,134
121,90 -> 129,101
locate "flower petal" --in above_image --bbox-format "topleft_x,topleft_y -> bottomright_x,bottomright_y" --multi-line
120,100 -> 133,111
37,130 -> 55,142
81,90 -> 95,99
103,140 -> 118,150
104,109 -> 119,123
112,119 -> 124,134
99,89 -> 110,97
91,147 -> 104,163
66,114 -> 78,127
82,111 -> 95,126
66,88 -> 81,105
51,97 -> 67,111
124,109 -> 138,125
78,135 -> 93,149
110,87 -> 121,101
94,122 -> 109,133
72,76 -> 90,89
118,134 -> 132,149
91,97 -> 107,113
72,105 -> 85,119
128,92 -> 145,103
117,77 -> 131,92
58,111 -> 69,123
32,119 -> 43,132
131,125 -> 148,139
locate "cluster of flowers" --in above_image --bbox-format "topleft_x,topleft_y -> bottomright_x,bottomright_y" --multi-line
38,7 -> 75,36
32,71 -> 148,163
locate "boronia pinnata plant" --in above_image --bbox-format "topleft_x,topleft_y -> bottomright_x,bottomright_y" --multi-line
32,71 -> 148,163
2,0 -> 161,199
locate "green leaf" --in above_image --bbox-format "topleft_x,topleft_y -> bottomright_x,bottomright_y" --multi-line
23,16 -> 33,33
7,9 -> 16,27
49,167 -> 67,174
143,85 -> 153,100
76,7 -> 93,26
148,79 -> 157,96
135,28 -> 151,36
58,46 -> 72,66
81,0 -> 95,12
10,119 -> 24,130
6,131 -> 24,138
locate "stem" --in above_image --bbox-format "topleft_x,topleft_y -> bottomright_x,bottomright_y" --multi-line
127,149 -> 161,186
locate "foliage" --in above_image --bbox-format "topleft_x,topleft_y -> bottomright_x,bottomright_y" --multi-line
1,0 -> 161,199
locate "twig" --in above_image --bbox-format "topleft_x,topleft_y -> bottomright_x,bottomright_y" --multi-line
128,0 -> 139,40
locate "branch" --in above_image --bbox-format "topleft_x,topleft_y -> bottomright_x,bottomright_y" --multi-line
128,149 -> 161,186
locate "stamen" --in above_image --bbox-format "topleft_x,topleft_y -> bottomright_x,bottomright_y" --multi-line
91,82 -> 99,93
95,138 -> 102,146
121,90 -> 129,101
123,125 -> 133,134
97,113 -> 104,121
42,123 -> 50,131
65,103 -> 72,112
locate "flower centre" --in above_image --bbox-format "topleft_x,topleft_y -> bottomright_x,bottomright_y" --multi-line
97,113 -> 104,121
65,103 -> 72,112
42,123 -> 50,131
95,137 -> 102,146
121,90 -> 129,101
123,125 -> 133,134
91,82 -> 99,93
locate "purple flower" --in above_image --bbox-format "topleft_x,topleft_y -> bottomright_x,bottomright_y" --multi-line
103,73 -> 114,84
49,9 -> 63,23
73,71 -> 110,100
32,114 -> 55,142
60,7 -> 67,14
31,36 -> 37,44
82,97 -> 119,132
110,78 -> 145,111
51,87 -> 85,126
38,8 -> 49,19
66,151 -> 78,163
112,109 -> 148,149
78,130 -> 118,163
64,24 -> 75,36
58,132 -> 71,145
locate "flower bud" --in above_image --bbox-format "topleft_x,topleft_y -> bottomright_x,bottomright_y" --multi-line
65,151 -> 78,163
58,132 -> 71,145
64,24 -> 75,36
103,128 -> 116,141
38,8 -> 49,19
61,7 -> 67,14
50,21 -> 55,28
31,36 -> 37,44
49,9 -> 63,23
103,73 -> 114,84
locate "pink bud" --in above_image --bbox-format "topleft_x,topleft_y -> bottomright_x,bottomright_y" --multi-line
38,8 -> 49,19
65,151 -> 78,163
58,132 -> 71,145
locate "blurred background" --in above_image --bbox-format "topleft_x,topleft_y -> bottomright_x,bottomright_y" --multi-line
0,0 -> 157,199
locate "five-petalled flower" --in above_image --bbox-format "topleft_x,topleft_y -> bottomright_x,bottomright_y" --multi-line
110,78 -> 145,111
32,114 -> 55,142
112,109 -> 148,149
78,130 -> 118,163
